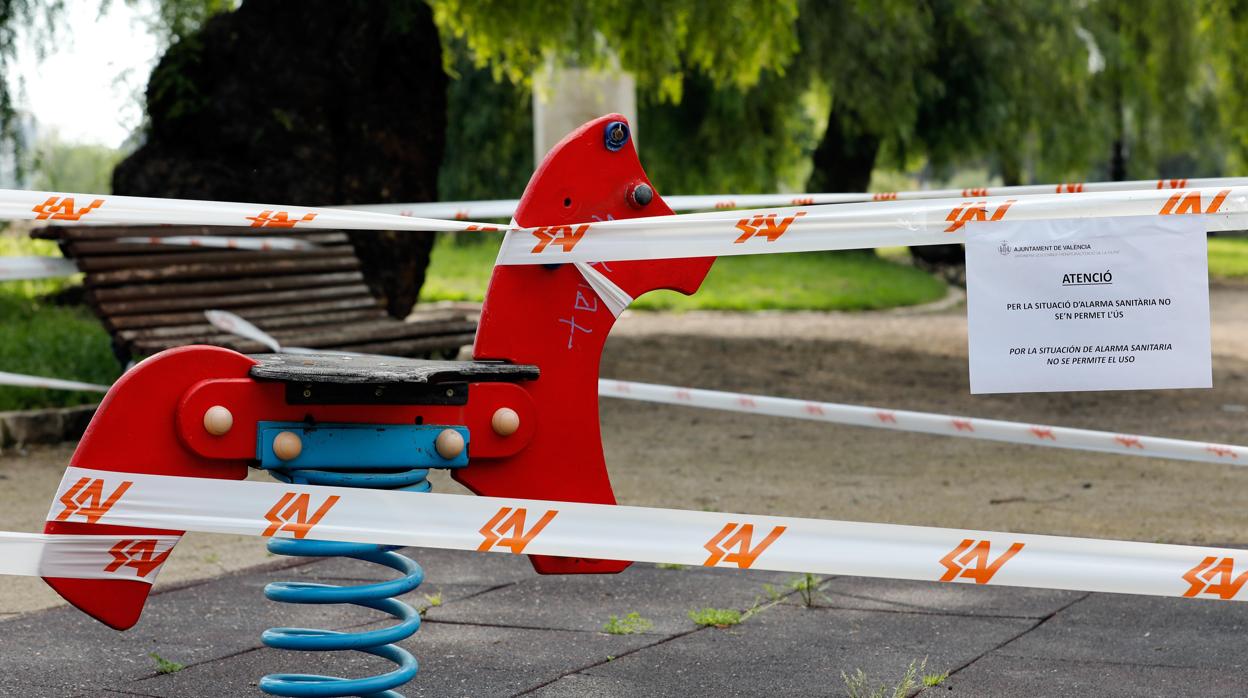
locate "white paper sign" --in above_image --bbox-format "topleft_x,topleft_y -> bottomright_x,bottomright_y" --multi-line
965,215 -> 1210,394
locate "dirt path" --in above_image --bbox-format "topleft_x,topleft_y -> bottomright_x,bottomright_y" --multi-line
6,284 -> 1248,615
589,283 -> 1248,545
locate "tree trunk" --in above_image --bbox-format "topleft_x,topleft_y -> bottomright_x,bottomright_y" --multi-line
112,0 -> 446,318
807,108 -> 879,193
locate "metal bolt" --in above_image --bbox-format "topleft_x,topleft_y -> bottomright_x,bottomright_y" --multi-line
375,386 -> 384,397
446,388 -> 455,397
302,388 -> 312,398
604,120 -> 630,151
628,183 -> 654,209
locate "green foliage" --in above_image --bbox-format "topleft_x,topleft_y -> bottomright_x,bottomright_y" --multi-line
688,607 -> 742,628
438,39 -> 533,203
0,232 -> 118,411
29,134 -> 121,193
640,70 -> 819,193
419,235 -> 946,311
923,671 -> 950,687
429,0 -> 799,103
120,0 -> 236,45
842,657 -> 926,698
0,0 -> 63,176
788,573 -> 822,607
148,652 -> 185,674
418,591 -> 443,617
602,612 -> 653,635
1207,237 -> 1248,279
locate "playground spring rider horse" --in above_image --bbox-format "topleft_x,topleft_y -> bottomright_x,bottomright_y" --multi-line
41,114 -> 716,696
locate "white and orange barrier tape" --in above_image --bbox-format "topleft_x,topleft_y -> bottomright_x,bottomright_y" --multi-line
494,185 -> 1248,265
345,177 -> 1248,219
0,531 -> 178,583
5,182 -> 1247,265
598,380 -> 1248,465
0,370 -> 109,393
0,188 -> 498,233
29,466 -> 1248,601
2,240 -> 316,282
3,364 -> 1244,466
0,256 -> 79,281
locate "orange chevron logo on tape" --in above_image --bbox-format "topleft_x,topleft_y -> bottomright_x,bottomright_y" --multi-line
32,196 -> 103,221
262,492 -> 340,538
939,539 -> 1024,584
105,539 -> 172,578
1183,557 -> 1248,600
477,507 -> 558,554
54,477 -> 132,524
702,523 -> 786,569
246,210 -> 318,228
943,199 -> 1016,233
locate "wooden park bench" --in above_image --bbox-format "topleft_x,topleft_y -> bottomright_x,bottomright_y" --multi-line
33,225 -> 477,363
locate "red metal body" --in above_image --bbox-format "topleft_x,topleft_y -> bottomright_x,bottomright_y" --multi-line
42,114 -> 715,629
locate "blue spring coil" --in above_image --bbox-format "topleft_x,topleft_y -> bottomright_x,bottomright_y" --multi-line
260,464 -> 432,698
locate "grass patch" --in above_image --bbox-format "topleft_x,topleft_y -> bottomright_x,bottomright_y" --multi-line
418,591 -> 443,617
420,235 -> 946,311
687,607 -> 742,628
602,611 -> 653,635
148,652 -> 185,675
0,231 -> 119,411
1208,237 -> 1248,279
842,657 -> 927,698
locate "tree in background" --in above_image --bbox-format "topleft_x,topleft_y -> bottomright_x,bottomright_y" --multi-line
30,134 -> 120,193
110,0 -> 446,318
437,39 -> 533,203
430,0 -> 808,195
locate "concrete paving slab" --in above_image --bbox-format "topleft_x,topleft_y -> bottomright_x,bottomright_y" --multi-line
818,576 -> 1084,619
425,563 -> 791,634
570,604 -> 1035,696
0,570 -> 392,693
991,592 -> 1248,669
132,619 -> 657,698
945,652 -> 1248,697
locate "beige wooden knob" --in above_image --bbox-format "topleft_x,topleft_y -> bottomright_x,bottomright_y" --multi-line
203,405 -> 234,436
491,407 -> 520,437
273,431 -> 303,461
435,429 -> 465,460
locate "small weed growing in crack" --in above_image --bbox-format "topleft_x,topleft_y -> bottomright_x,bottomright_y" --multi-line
656,562 -> 686,570
418,591 -> 443,617
603,612 -> 653,635
688,607 -> 742,628
788,573 -> 823,607
842,657 -> 926,698
923,671 -> 949,687
149,652 -> 185,675
763,583 -> 784,602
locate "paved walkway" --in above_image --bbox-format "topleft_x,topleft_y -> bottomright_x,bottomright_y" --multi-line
4,544 -> 1246,697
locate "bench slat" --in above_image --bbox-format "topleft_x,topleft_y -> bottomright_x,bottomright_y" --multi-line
92,271 -> 366,301
107,296 -> 382,330
89,256 -> 360,284
99,283 -> 372,316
